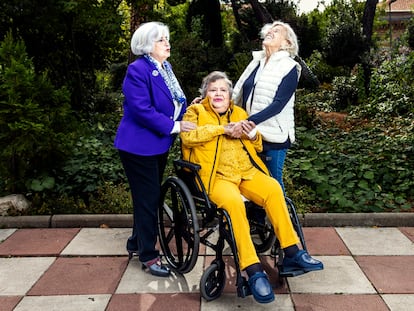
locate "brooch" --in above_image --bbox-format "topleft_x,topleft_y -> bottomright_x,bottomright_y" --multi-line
152,70 -> 159,77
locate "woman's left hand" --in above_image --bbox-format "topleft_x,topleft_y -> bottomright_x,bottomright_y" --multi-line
241,120 -> 257,139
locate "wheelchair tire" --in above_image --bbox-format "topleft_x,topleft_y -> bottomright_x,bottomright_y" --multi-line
200,262 -> 226,301
247,204 -> 276,253
285,197 -> 307,250
158,176 -> 200,274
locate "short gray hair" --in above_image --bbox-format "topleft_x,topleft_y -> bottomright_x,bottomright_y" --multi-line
199,71 -> 233,98
130,21 -> 170,56
260,21 -> 299,57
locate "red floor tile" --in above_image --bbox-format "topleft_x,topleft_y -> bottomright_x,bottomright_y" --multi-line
0,296 -> 22,311
399,227 -> 414,242
356,256 -> 414,293
302,227 -> 350,255
27,257 -> 128,295
0,228 -> 80,256
292,294 -> 389,311
106,293 -> 200,311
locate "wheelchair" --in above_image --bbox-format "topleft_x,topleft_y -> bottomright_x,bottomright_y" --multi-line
157,158 -> 307,301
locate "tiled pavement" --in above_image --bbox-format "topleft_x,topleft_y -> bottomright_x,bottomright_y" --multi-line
0,226 -> 413,311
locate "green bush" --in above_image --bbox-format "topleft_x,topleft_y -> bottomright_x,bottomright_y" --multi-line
0,31 -> 74,195
287,119 -> 413,213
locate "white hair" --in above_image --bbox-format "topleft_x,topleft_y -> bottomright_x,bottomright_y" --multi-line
260,21 -> 299,57
130,21 -> 170,56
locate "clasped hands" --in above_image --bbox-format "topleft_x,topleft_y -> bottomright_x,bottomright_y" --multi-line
224,120 -> 257,139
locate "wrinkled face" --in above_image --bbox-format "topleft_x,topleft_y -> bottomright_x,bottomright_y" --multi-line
151,36 -> 170,63
206,78 -> 230,114
262,25 -> 288,53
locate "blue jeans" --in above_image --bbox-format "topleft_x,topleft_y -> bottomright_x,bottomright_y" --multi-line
261,148 -> 287,196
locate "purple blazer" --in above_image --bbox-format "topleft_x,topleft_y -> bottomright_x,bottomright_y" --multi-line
114,57 -> 187,156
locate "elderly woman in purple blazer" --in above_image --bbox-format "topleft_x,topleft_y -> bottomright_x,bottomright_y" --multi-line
114,21 -> 195,277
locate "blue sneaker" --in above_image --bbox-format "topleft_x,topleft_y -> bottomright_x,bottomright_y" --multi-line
282,250 -> 323,273
248,272 -> 275,304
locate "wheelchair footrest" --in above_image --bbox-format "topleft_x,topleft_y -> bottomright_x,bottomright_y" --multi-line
278,267 -> 308,278
237,277 -> 252,298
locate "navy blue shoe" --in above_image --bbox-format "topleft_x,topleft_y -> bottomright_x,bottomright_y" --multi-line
248,272 -> 275,304
142,257 -> 171,277
282,250 -> 324,273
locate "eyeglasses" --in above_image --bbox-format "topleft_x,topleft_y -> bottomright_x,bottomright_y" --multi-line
155,37 -> 170,44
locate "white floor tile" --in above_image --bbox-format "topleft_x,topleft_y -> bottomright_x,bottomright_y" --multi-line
14,294 -> 111,311
61,228 -> 130,256
381,294 -> 414,311
0,257 -> 55,295
287,256 -> 376,294
336,227 -> 414,255
116,256 -> 204,293
0,228 -> 16,243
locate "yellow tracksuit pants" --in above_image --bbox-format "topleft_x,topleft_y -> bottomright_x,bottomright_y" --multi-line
209,169 -> 300,271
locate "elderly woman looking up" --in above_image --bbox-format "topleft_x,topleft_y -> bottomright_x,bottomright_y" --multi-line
232,21 -> 301,195
114,21 -> 195,278
181,71 -> 323,304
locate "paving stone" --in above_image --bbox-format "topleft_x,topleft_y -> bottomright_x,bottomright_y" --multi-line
0,229 -> 16,243
0,226 -> 413,311
116,256 -> 204,294
200,293 -> 293,311
28,257 -> 128,295
287,256 -> 376,294
0,229 -> 79,256
107,293 -> 200,311
0,296 -> 22,311
336,227 -> 414,255
399,227 -> 414,243
61,228 -> 130,256
303,227 -> 350,255
381,294 -> 414,311
291,294 -> 389,311
13,294 -> 111,311
356,256 -> 414,294
0,258 -> 55,295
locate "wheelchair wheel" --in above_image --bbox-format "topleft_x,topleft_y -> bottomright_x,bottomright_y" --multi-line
200,262 -> 226,301
285,197 -> 307,250
247,204 -> 276,253
158,176 -> 200,274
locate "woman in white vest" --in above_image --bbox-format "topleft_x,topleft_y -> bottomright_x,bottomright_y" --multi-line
232,21 -> 300,195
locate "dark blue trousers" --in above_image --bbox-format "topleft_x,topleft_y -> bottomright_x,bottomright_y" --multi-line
118,150 -> 168,263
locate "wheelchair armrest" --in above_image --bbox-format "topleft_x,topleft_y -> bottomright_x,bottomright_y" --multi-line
173,159 -> 201,172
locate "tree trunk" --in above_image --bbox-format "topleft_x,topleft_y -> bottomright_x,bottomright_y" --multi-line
249,0 -> 273,24
361,0 -> 378,95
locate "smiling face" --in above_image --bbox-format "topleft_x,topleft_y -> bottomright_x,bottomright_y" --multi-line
150,36 -> 171,63
206,78 -> 231,114
262,24 -> 289,55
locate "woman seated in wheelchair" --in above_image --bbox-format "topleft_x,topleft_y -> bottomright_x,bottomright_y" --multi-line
180,71 -> 323,304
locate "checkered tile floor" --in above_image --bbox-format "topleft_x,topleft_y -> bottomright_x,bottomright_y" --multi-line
0,227 -> 413,311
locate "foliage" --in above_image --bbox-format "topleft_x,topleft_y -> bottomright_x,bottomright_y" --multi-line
1,0 -> 413,215
0,32 -> 74,194
305,50 -> 349,83
320,0 -> 366,68
286,120 -> 414,213
0,0 -> 126,111
354,52 -> 414,118
56,115 -> 126,199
